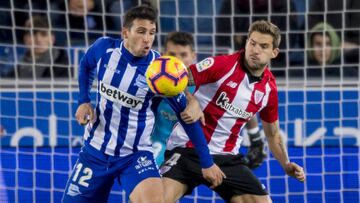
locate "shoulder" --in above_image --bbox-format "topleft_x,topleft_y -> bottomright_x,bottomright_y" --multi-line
195,52 -> 240,72
150,49 -> 161,59
263,68 -> 278,90
152,49 -> 161,57
90,36 -> 121,51
213,51 -> 242,70
214,52 -> 241,64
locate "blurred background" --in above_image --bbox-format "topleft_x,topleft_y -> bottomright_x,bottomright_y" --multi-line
0,0 -> 359,202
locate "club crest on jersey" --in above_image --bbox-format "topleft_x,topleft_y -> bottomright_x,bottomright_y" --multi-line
196,57 -> 214,72
216,92 -> 253,119
254,90 -> 264,104
135,75 -> 149,89
99,81 -> 144,109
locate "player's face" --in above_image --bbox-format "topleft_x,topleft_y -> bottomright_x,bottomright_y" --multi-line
164,42 -> 196,67
312,34 -> 331,65
245,31 -> 279,75
122,19 -> 156,57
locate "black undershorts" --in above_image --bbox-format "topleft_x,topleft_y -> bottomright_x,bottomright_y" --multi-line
161,147 -> 268,202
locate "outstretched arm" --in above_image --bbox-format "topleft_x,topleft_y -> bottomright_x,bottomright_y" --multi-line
165,93 -> 225,187
262,120 -> 306,182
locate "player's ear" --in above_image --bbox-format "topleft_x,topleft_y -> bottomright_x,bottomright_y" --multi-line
121,27 -> 128,39
191,51 -> 196,62
271,48 -> 279,59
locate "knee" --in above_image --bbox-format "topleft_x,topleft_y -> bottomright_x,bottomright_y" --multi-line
147,195 -> 165,203
130,192 -> 165,203
230,194 -> 271,203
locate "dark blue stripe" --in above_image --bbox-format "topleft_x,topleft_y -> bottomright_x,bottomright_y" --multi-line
85,104 -> 101,144
131,66 -> 155,152
100,49 -> 128,153
87,50 -> 111,145
131,51 -> 161,152
114,70 -> 146,154
113,53 -> 136,155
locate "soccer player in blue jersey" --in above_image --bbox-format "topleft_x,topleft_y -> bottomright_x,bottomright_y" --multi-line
152,32 -> 267,169
61,5 -> 224,203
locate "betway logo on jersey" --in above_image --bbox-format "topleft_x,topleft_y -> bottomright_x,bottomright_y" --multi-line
216,92 -> 253,119
99,81 -> 144,109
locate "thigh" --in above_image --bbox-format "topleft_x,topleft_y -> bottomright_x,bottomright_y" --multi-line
62,148 -> 115,203
162,177 -> 188,203
213,155 -> 268,202
160,148 -> 204,195
119,151 -> 161,199
130,177 -> 164,203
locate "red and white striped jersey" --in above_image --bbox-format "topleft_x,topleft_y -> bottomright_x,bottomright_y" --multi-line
167,50 -> 279,155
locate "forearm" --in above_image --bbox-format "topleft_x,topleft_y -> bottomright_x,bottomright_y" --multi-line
165,94 -> 214,168
267,132 -> 289,168
263,121 -> 289,169
78,61 -> 95,105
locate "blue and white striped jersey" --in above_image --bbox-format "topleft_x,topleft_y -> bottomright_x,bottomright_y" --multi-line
78,37 -> 162,157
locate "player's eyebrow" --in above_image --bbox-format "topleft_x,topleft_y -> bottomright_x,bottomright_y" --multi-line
250,39 -> 270,47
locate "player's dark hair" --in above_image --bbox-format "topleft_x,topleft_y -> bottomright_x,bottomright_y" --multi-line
165,32 -> 195,51
123,5 -> 157,29
248,20 -> 281,49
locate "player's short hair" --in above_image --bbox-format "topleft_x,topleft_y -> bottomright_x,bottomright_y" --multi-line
123,5 -> 157,29
165,32 -> 195,51
248,20 -> 281,49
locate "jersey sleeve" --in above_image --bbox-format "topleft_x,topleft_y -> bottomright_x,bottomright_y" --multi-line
189,55 -> 232,87
165,94 -> 214,168
78,37 -> 113,105
259,82 -> 279,123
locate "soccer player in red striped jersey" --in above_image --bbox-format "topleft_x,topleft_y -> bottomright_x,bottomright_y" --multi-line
161,20 -> 306,203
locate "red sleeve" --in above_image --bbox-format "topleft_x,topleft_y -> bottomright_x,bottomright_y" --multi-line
189,55 -> 233,87
259,81 -> 279,123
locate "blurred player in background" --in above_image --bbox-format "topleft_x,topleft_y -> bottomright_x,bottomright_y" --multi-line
161,20 -> 306,203
152,32 -> 267,170
61,5 -> 224,203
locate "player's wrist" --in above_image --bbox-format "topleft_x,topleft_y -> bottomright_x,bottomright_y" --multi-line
200,159 -> 215,169
78,98 -> 91,106
248,128 -> 263,147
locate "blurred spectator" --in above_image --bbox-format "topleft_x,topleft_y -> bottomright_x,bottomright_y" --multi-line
217,0 -> 299,49
308,0 -> 360,48
106,0 -> 154,32
14,15 -> 70,78
51,0 -> 104,46
216,0 -> 301,77
306,22 -> 358,78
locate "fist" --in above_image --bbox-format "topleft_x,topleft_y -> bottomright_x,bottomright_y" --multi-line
245,142 -> 267,169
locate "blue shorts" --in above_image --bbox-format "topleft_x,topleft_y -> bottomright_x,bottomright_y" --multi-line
62,144 -> 160,203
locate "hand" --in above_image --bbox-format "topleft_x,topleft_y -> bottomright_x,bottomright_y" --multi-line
75,103 -> 94,125
284,162 -> 306,182
245,141 -> 267,169
245,130 -> 267,169
202,164 -> 226,189
180,94 -> 205,125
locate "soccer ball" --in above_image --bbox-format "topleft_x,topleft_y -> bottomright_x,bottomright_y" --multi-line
145,55 -> 189,97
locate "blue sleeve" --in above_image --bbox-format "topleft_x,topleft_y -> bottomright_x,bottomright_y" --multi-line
165,93 -> 214,168
78,37 -> 113,105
